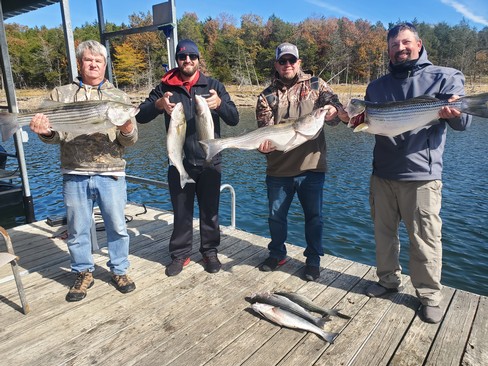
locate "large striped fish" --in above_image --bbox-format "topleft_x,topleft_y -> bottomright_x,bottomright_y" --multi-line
346,93 -> 488,137
0,99 -> 139,142
199,107 -> 329,161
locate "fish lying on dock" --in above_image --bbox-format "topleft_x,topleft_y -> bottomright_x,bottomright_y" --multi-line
346,93 -> 488,137
0,99 -> 139,142
251,303 -> 338,343
247,292 -> 330,328
199,107 -> 329,161
274,291 -> 351,319
167,103 -> 195,189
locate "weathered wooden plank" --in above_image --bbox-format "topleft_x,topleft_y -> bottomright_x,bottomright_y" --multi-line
238,257 -> 355,366
149,251 -> 315,366
0,205 -> 484,366
60,235 -> 273,366
0,232 -> 252,365
313,275 -> 411,366
425,290 -> 479,365
349,281 -> 421,365
462,295 -> 488,366
277,262 -> 372,366
388,286 -> 455,366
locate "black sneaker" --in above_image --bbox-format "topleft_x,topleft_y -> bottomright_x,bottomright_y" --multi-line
304,265 -> 320,281
111,274 -> 136,293
203,253 -> 221,273
165,257 -> 190,277
259,257 -> 288,272
66,271 -> 94,302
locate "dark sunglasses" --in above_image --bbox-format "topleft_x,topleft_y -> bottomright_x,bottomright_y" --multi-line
177,53 -> 199,61
277,57 -> 298,65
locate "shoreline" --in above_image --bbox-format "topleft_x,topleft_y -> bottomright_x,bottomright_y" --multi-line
2,82 -> 488,110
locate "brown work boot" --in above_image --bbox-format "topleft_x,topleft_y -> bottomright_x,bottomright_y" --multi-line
66,271 -> 94,302
111,274 -> 136,293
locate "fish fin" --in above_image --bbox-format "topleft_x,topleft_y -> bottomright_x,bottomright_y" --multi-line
353,123 -> 369,133
199,139 -> 222,161
316,317 -> 329,329
323,309 -> 351,319
282,135 -> 299,153
0,113 -> 19,142
322,331 -> 339,344
460,93 -> 488,118
337,311 -> 352,320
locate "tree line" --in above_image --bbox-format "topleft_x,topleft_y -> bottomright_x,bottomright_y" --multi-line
3,11 -> 488,91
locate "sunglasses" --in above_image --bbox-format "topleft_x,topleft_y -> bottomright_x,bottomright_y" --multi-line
177,53 -> 199,61
277,57 -> 298,65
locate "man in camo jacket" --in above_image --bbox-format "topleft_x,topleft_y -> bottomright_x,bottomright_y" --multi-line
256,42 -> 348,281
30,40 -> 138,302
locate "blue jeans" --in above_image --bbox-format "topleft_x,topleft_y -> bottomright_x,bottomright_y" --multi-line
63,174 -> 130,275
266,172 -> 325,267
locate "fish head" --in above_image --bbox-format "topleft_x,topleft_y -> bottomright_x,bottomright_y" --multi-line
345,99 -> 366,118
106,102 -> 140,126
345,99 -> 367,128
171,103 -> 186,122
194,94 -> 207,114
170,103 -> 187,133
250,302 -> 274,316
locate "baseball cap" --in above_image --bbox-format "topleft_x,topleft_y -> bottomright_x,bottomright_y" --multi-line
175,39 -> 200,57
275,42 -> 299,60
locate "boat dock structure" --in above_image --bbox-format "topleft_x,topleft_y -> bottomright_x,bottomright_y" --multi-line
0,203 -> 486,366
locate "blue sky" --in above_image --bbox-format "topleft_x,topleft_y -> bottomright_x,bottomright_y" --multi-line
5,0 -> 488,30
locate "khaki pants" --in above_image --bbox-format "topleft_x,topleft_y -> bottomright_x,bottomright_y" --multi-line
369,175 -> 443,306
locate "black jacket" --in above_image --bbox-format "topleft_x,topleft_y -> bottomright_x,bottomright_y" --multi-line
136,72 -> 239,166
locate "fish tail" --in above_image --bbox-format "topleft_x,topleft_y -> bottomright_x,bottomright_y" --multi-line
0,113 -> 19,142
460,93 -> 488,118
179,173 -> 195,189
321,331 -> 339,344
322,309 -> 351,319
199,139 -> 223,161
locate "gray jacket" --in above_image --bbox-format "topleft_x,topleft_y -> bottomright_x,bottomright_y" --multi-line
366,47 -> 471,181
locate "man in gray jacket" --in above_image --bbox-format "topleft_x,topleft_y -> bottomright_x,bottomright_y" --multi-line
30,40 -> 138,302
362,23 -> 471,323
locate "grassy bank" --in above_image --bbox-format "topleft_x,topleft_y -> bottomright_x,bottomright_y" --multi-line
2,82 -> 488,110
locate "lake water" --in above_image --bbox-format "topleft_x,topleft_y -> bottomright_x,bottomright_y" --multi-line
1,109 -> 487,296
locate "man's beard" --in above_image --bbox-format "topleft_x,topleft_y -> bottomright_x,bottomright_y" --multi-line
393,51 -> 411,65
180,64 -> 197,77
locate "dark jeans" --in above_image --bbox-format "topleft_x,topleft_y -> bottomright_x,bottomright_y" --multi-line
266,171 -> 325,267
167,163 -> 221,259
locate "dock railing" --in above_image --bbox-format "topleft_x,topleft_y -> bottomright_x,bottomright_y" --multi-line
126,175 -> 236,229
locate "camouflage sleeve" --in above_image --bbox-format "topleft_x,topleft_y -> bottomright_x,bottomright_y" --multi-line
316,79 -> 344,126
256,93 -> 274,128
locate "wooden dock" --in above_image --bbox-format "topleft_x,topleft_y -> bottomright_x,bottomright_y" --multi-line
0,203 -> 486,366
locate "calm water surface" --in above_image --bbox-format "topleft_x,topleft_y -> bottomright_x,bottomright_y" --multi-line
2,109 -> 487,296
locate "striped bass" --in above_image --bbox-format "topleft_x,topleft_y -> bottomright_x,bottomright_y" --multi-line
248,292 -> 330,328
274,291 -> 351,319
199,107 -> 329,161
167,103 -> 195,189
0,99 -> 139,142
251,303 -> 338,343
346,93 -> 488,137
195,95 -> 214,143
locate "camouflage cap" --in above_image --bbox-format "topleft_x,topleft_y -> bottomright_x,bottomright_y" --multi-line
275,42 -> 299,60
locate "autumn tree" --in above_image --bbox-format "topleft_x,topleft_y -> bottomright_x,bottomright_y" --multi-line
113,42 -> 146,88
